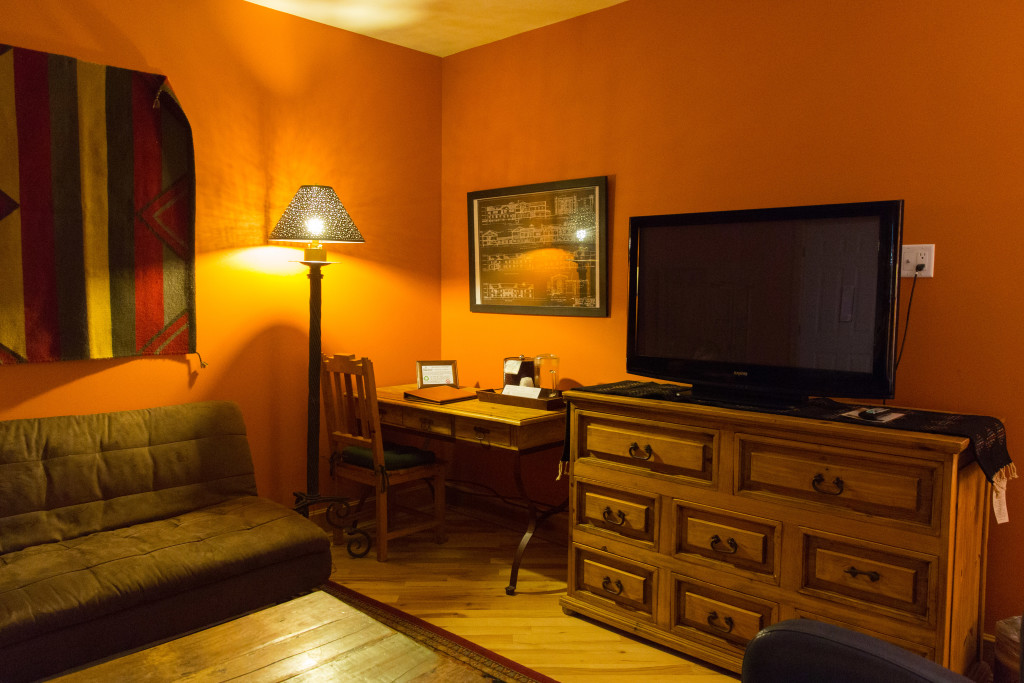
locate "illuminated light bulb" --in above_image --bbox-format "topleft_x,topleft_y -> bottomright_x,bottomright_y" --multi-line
306,217 -> 325,236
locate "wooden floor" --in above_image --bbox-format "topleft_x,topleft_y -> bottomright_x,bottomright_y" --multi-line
328,508 -> 737,682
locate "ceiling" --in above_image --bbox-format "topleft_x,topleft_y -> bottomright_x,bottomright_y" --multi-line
243,0 -> 629,57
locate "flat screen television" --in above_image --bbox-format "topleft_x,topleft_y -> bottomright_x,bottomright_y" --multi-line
626,200 -> 904,407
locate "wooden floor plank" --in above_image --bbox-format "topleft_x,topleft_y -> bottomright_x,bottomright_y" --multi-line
328,507 -> 738,682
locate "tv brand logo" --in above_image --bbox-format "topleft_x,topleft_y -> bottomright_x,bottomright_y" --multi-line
733,370 -> 748,377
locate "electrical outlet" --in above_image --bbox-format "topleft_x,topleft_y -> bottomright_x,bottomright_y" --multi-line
900,244 -> 935,278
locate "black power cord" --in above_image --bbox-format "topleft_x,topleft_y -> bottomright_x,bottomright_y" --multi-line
894,262 -> 925,374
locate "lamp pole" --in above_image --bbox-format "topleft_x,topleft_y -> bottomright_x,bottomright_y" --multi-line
293,260 -> 350,517
305,262 -> 325,499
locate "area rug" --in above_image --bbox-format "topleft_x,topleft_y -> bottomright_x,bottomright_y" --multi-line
322,581 -> 558,683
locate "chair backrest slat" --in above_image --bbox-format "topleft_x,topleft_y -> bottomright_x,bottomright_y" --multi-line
321,353 -> 384,467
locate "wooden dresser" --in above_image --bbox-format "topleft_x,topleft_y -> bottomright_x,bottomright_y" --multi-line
559,390 -> 990,675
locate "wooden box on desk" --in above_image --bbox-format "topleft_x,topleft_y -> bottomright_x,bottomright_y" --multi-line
476,389 -> 565,411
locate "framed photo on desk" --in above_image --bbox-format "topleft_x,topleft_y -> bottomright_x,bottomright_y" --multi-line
416,360 -> 459,388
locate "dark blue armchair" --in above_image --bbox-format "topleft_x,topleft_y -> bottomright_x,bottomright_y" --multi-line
740,619 -> 975,683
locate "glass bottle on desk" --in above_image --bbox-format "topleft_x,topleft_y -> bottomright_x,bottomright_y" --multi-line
534,354 -> 560,396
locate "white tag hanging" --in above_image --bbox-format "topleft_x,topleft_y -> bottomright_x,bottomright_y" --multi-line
993,482 -> 1009,524
991,464 -> 1016,524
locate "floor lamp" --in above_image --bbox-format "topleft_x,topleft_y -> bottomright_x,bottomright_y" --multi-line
269,185 -> 364,517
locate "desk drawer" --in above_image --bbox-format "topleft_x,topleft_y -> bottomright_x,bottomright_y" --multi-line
455,417 -> 512,448
403,407 -> 453,437
378,403 -> 404,427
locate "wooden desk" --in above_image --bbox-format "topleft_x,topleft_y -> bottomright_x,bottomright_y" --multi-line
376,385 -> 566,594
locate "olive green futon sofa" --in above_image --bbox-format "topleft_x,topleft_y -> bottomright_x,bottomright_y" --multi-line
0,401 -> 332,681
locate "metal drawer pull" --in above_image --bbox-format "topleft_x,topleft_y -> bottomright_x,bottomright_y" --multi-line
628,442 -> 653,460
420,418 -> 434,430
811,473 -> 845,495
844,566 -> 880,582
601,577 -> 624,595
602,506 -> 627,525
710,534 -> 738,554
473,426 -> 490,442
706,611 -> 734,633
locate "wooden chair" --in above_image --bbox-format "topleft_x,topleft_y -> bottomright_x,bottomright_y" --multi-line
320,353 -> 445,561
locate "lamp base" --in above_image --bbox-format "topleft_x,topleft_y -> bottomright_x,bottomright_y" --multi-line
293,490 -> 354,517
292,491 -> 372,558
304,245 -> 327,261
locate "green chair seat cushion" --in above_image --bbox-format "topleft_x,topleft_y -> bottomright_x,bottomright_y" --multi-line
340,443 -> 435,470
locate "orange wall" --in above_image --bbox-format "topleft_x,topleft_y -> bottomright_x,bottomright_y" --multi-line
440,0 -> 1024,630
0,0 -> 443,503
2,0 -> 1022,635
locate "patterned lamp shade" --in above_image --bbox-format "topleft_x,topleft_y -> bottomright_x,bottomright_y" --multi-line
269,185 -> 364,261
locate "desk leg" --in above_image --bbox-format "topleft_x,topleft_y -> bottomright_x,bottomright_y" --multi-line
505,452 -> 568,595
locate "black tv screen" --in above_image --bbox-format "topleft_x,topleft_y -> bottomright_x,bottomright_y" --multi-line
626,200 -> 903,405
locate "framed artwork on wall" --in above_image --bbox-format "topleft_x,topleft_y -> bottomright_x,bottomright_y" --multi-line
468,176 -> 608,317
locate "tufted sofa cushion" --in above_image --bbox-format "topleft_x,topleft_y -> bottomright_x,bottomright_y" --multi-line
0,401 -> 256,554
0,495 -> 327,649
0,402 -> 332,681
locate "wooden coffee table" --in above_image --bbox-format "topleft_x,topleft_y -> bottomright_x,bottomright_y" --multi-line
52,591 -> 482,681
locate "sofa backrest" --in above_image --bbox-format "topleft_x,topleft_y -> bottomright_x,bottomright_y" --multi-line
0,401 -> 258,554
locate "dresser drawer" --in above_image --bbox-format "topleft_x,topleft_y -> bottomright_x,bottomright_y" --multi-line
573,545 -> 656,618
672,576 -> 777,647
794,609 -> 934,658
737,434 -> 938,526
582,419 -> 716,482
801,530 -> 935,619
455,417 -> 512,448
577,480 -> 657,545
672,502 -> 778,577
403,407 -> 453,437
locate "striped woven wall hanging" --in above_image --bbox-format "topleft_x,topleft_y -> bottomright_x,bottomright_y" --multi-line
0,44 -> 195,364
